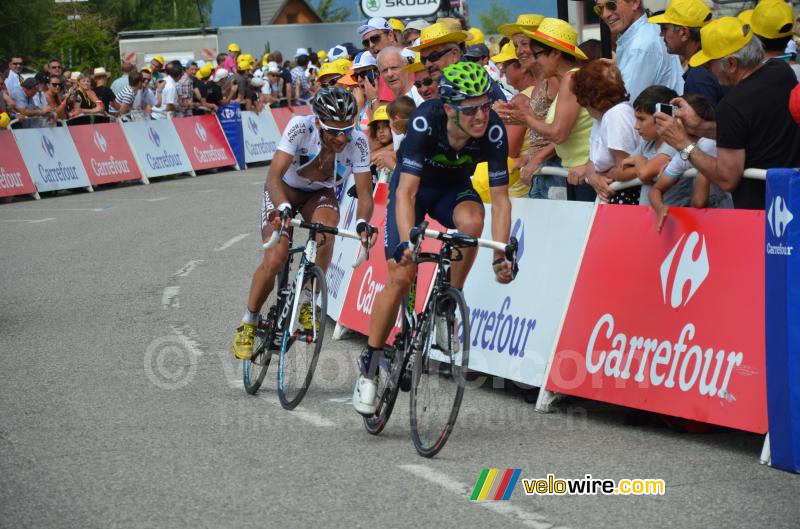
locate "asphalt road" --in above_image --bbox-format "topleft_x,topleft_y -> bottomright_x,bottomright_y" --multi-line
1,168 -> 797,529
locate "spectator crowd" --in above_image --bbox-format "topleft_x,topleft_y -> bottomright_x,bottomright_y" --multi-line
2,0 -> 800,210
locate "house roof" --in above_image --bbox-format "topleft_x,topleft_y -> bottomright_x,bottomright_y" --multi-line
260,0 -> 322,24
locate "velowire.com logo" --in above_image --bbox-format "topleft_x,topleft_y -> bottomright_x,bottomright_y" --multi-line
469,469 -> 521,501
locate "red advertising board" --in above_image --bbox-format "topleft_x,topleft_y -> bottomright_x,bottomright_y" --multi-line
270,105 -> 312,133
337,183 -> 440,342
172,115 -> 237,171
546,205 -> 767,433
0,131 -> 37,198
69,123 -> 142,185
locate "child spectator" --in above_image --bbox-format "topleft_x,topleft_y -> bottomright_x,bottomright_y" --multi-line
386,95 -> 415,150
649,94 -> 732,231
368,105 -> 394,177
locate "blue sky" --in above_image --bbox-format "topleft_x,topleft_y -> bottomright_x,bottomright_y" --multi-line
211,0 -> 559,28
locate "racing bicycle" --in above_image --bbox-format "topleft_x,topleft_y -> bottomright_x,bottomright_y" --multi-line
363,221 -> 518,457
243,211 -> 368,409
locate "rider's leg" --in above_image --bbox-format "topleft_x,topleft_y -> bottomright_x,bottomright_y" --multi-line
246,237 -> 290,314
367,258 -> 417,350
306,203 -> 340,273
449,200 -> 485,289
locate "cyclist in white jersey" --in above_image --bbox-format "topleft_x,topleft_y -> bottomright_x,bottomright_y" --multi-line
234,87 -> 376,360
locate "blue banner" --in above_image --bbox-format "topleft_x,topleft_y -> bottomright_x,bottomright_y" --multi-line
765,168 -> 800,473
217,104 -> 245,170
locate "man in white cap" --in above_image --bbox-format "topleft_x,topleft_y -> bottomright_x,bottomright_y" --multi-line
403,19 -> 428,45
358,17 -> 397,57
291,48 -> 312,103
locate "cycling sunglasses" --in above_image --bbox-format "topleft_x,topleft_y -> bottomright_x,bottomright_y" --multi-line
448,101 -> 491,117
593,1 -> 617,16
421,47 -> 455,64
414,77 -> 435,89
319,121 -> 354,137
361,32 -> 386,48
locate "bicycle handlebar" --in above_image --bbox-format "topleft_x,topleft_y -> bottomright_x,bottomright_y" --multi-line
262,213 -> 369,268
410,221 -> 518,262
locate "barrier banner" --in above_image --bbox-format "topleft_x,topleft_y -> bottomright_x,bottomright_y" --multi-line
121,120 -> 193,179
325,174 -> 363,321
546,205 -> 767,433
765,169 -> 800,472
0,131 -> 37,198
13,127 -> 92,192
270,105 -> 311,133
172,115 -> 238,171
241,110 -> 280,164
216,104 -> 245,170
461,199 -> 594,386
69,123 -> 142,185
336,183 -> 439,342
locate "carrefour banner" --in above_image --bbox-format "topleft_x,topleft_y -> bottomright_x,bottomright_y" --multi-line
325,174 -> 363,321
121,120 -> 193,179
462,199 -> 594,387
241,110 -> 280,164
13,127 -> 91,192
547,205 -> 767,433
765,169 -> 800,472
172,115 -> 238,171
0,131 -> 38,198
69,122 -> 142,185
217,104 -> 245,169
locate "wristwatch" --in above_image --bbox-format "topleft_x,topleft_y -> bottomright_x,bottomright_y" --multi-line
679,143 -> 696,161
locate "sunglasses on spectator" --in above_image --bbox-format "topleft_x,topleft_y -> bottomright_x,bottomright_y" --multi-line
593,1 -> 617,16
50,82 -> 61,87
448,101 -> 491,117
361,33 -> 386,48
322,76 -> 342,86
414,77 -> 434,89
319,121 -> 354,137
354,69 -> 377,81
532,49 -> 548,59
50,65 -> 62,70
421,48 -> 455,64
11,61 -> 23,66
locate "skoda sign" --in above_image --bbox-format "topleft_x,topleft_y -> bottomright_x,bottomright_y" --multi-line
360,0 -> 439,19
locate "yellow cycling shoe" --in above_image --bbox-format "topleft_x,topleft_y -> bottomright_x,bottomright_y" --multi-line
233,322 -> 257,359
299,302 -> 320,332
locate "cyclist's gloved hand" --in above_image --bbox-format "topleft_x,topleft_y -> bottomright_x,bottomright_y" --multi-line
392,240 -> 412,264
268,202 -> 292,228
492,257 -> 516,284
356,219 -> 377,249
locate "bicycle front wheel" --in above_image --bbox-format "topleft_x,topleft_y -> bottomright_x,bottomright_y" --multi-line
410,287 -> 470,458
277,265 -> 327,410
243,268 -> 285,395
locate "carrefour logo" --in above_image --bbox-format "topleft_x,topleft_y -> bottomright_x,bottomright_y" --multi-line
220,107 -> 236,120
659,231 -> 709,309
767,196 -> 793,238
41,135 -> 55,158
247,116 -> 259,135
93,130 -> 108,153
147,127 -> 161,147
194,122 -> 207,142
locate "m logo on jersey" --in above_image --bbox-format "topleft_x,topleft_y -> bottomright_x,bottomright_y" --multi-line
767,195 -> 793,238
147,127 -> 161,147
41,135 -> 55,158
93,130 -> 108,153
659,231 -> 709,309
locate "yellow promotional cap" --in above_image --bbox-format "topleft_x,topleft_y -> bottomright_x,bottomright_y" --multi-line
498,14 -> 545,37
738,0 -> 795,39
491,42 -> 518,63
648,0 -> 712,28
388,18 -> 405,31
370,105 -> 389,123
689,16 -> 754,67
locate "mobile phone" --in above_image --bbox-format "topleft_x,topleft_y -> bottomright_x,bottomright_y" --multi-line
655,102 -> 674,116
365,68 -> 377,84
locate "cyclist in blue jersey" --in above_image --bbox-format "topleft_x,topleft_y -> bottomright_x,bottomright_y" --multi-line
352,62 -> 516,415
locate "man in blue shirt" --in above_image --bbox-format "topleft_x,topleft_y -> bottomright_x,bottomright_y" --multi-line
650,0 -> 727,106
595,0 -> 684,101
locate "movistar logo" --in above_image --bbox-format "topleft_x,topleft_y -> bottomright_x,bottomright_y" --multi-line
431,153 -> 474,167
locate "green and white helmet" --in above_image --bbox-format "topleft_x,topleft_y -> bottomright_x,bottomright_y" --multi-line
438,61 -> 491,102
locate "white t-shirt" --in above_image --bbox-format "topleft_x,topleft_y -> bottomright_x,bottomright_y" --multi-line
277,115 -> 371,191
151,76 -> 178,119
406,86 -> 425,106
589,102 -> 642,173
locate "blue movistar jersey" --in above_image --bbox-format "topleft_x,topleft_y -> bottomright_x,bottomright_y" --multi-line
397,99 -> 509,188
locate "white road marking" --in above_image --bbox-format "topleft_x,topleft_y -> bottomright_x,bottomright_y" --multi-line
399,464 -> 564,529
215,233 -> 249,251
170,325 -> 204,357
146,197 -> 170,202
231,380 -> 336,427
173,259 -> 204,277
326,397 -> 352,404
4,207 -> 105,212
0,218 -> 55,224
162,286 -> 180,309
105,197 -> 169,202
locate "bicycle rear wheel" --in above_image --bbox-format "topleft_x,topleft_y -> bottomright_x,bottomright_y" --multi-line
242,268 -> 285,395
410,287 -> 470,458
277,265 -> 327,410
363,346 -> 404,435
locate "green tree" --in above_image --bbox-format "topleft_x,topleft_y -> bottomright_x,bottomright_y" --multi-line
315,0 -> 350,23
0,0 -> 54,68
45,5 -> 118,73
478,1 -> 511,36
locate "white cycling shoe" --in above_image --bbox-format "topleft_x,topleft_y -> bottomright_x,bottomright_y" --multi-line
352,375 -> 378,416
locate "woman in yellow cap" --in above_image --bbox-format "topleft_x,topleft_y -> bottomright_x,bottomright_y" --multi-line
496,18 -> 594,200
